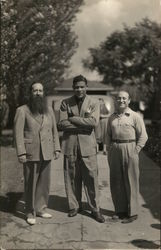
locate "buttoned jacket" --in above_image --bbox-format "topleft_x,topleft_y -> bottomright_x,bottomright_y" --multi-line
58,95 -> 100,156
14,105 -> 60,161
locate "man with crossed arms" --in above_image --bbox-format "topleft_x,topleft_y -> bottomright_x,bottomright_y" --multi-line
58,75 -> 105,223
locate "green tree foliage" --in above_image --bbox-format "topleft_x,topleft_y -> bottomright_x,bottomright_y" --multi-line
83,19 -> 161,109
1,0 -> 83,114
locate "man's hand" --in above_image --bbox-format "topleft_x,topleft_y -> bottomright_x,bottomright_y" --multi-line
68,116 -> 76,123
84,106 -> 94,117
54,151 -> 60,160
18,154 -> 27,163
135,146 -> 141,154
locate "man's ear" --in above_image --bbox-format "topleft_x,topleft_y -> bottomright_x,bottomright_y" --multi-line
128,98 -> 131,105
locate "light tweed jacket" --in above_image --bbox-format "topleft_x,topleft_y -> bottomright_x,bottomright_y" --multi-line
58,95 -> 100,156
14,105 -> 60,161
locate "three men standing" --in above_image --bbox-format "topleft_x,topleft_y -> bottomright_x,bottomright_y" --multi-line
14,82 -> 60,225
14,80 -> 148,225
58,75 -> 105,223
106,91 -> 148,223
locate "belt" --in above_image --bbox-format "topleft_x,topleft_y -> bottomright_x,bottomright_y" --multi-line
112,139 -> 136,143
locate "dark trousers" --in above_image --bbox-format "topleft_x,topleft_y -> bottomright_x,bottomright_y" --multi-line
23,159 -> 51,216
64,149 -> 100,212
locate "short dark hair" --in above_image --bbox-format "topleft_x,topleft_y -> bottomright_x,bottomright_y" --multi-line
73,75 -> 87,87
118,87 -> 131,99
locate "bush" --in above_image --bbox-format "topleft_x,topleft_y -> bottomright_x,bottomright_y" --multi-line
144,122 -> 161,166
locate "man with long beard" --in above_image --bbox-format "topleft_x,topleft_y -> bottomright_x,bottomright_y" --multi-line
14,82 -> 60,225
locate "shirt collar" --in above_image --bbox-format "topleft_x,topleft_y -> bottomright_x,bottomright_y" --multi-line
114,107 -> 132,116
75,95 -> 86,103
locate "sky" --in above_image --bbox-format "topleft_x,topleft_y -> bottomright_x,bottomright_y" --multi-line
65,0 -> 161,80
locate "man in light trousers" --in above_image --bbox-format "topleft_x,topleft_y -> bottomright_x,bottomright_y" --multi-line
106,90 -> 148,223
14,82 -> 60,225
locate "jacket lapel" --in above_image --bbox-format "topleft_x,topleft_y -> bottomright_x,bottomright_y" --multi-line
70,96 -> 79,116
26,106 -> 43,125
33,114 -> 43,126
40,114 -> 45,127
80,95 -> 89,117
69,95 -> 90,117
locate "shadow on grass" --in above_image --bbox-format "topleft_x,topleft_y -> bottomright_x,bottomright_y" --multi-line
131,239 -> 160,249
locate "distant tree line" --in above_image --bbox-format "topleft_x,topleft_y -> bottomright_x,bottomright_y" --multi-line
83,18 -> 161,120
1,0 -> 83,125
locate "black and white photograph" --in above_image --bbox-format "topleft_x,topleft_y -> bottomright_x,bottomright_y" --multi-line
0,0 -> 161,249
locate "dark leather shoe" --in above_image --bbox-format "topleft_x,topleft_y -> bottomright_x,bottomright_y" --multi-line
121,215 -> 138,224
109,212 -> 127,221
117,212 -> 128,219
78,207 -> 83,213
91,211 -> 105,223
68,209 -> 78,217
107,214 -> 120,222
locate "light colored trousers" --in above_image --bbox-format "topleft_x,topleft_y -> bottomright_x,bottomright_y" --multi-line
64,150 -> 100,212
23,159 -> 51,216
108,142 -> 139,216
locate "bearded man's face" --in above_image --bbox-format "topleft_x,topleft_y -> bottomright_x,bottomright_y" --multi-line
32,83 -> 44,98
29,83 -> 47,114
